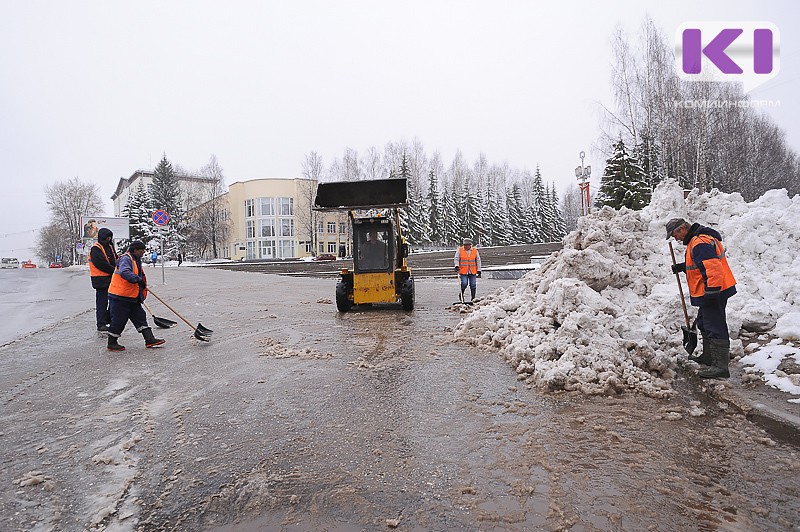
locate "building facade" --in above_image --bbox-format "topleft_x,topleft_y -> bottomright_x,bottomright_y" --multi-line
223,178 -> 349,261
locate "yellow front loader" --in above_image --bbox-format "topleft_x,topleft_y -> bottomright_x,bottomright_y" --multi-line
314,178 -> 414,312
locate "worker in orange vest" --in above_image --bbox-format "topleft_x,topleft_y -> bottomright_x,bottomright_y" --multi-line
454,238 -> 482,302
107,241 -> 165,351
667,218 -> 737,378
88,227 -> 118,332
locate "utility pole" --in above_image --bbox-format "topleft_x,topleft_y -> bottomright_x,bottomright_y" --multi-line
575,151 -> 592,216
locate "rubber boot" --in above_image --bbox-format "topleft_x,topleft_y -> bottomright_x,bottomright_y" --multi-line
459,288 -> 466,303
107,335 -> 126,352
142,327 -> 165,348
699,338 -> 730,379
689,336 -> 712,366
470,287 -> 476,302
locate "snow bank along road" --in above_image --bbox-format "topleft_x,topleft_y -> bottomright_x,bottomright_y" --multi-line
1,266 -> 798,530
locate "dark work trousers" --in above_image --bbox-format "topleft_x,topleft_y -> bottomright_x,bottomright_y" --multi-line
696,295 -> 730,340
95,288 -> 110,327
459,273 -> 477,295
108,298 -> 149,337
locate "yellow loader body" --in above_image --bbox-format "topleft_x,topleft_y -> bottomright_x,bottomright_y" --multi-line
352,272 -> 398,304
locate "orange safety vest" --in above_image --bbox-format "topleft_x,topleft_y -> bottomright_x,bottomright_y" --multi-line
685,234 -> 736,299
88,242 -> 114,277
108,254 -> 145,300
458,246 -> 478,275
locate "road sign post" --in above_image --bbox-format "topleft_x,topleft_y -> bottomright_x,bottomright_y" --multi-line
152,210 -> 170,284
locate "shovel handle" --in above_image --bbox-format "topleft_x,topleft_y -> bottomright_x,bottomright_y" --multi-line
669,242 -> 691,328
142,301 -> 156,318
146,287 -> 196,331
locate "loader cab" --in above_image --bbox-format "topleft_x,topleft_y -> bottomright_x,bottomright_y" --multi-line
353,219 -> 394,273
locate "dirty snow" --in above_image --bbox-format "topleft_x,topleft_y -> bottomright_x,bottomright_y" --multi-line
454,179 -> 800,399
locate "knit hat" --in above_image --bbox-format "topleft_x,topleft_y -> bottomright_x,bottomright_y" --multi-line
128,240 -> 147,251
665,218 -> 687,239
462,238 -> 472,245
97,227 -> 113,242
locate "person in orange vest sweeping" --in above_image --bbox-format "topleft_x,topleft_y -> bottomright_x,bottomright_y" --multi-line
88,227 -> 118,332
454,238 -> 482,303
107,240 -> 165,351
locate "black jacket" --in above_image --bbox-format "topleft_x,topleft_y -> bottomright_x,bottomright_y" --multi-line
89,228 -> 118,289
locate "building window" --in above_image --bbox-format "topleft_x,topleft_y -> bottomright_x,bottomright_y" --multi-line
304,242 -> 313,253
319,243 -> 325,253
280,218 -> 294,237
328,242 -> 337,253
246,220 -> 255,239
339,222 -> 346,234
279,239 -> 295,258
246,241 -> 256,260
259,219 -> 275,237
258,198 -> 275,216
279,197 -> 293,216
317,221 -> 324,234
245,199 -> 254,218
327,222 -> 336,234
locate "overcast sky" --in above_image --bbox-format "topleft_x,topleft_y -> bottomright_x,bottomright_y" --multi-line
1,0 -> 797,260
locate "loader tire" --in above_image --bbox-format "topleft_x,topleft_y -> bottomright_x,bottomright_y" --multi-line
400,278 -> 414,311
335,281 -> 352,312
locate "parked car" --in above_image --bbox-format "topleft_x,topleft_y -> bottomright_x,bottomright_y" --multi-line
313,254 -> 337,261
0,257 -> 20,269
49,262 -> 63,268
21,260 -> 37,269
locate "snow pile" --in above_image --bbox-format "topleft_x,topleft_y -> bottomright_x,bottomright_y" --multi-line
454,179 -> 800,397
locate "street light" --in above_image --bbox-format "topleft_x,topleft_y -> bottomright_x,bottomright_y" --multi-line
575,151 -> 592,216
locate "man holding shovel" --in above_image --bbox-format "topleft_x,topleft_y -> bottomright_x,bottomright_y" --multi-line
107,241 -> 165,351
454,238 -> 481,303
666,218 -> 737,378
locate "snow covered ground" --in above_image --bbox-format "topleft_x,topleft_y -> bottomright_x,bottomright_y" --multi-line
455,179 -> 800,401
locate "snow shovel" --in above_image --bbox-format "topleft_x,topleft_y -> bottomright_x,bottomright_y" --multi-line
146,287 -> 213,342
669,242 -> 698,355
143,301 -> 177,329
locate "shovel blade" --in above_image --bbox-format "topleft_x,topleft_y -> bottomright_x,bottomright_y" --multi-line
194,329 -> 211,342
153,316 -> 178,329
682,325 -> 698,355
195,323 -> 213,336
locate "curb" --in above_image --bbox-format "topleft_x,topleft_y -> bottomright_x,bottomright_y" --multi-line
708,383 -> 800,447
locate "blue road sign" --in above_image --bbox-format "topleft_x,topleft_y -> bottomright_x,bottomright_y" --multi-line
152,210 -> 170,226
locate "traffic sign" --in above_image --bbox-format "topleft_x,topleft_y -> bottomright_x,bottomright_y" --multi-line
152,210 -> 170,226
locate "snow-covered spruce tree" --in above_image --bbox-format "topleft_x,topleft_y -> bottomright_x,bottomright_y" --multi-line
426,169 -> 442,246
121,179 -> 154,247
462,178 -> 482,245
442,180 -> 461,246
549,183 -> 567,240
150,154 -> 186,257
506,184 -> 527,244
396,152 -> 415,244
595,139 -> 650,210
487,181 -> 511,246
531,166 -> 548,242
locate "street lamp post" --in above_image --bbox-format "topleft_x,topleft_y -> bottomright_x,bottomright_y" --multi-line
574,151 -> 592,216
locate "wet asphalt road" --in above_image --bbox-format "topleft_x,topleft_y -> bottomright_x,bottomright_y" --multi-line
1,266 -> 799,531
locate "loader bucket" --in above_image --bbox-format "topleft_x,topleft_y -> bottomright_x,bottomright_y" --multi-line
314,178 -> 408,210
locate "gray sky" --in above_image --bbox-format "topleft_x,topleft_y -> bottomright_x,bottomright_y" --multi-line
1,0 -> 797,259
